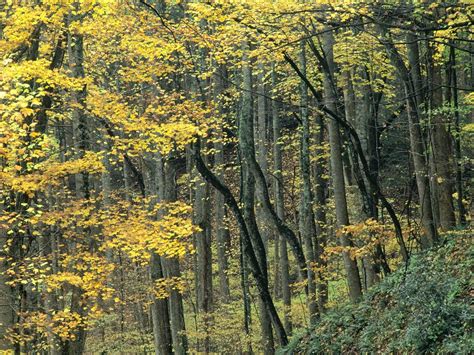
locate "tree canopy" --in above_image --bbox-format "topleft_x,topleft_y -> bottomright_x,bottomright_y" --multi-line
0,0 -> 472,353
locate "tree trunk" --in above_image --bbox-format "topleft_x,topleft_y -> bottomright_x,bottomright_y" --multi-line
192,139 -> 288,347
242,164 -> 274,354
238,49 -> 307,280
161,157 -> 187,354
238,41 -> 287,346
380,27 -> 438,248
343,70 -> 379,288
64,29 -> 88,354
429,49 -> 456,230
321,29 -> 362,303
214,143 -> 231,301
256,61 -> 270,260
240,228 -> 253,354
147,155 -> 173,355
299,43 -> 318,323
313,113 -> 328,312
346,69 -> 388,283
271,66 -> 292,333
254,62 -> 275,353
213,64 -> 231,301
0,208 -> 13,350
151,254 -> 173,355
239,56 -> 274,354
448,46 -> 467,225
194,156 -> 213,352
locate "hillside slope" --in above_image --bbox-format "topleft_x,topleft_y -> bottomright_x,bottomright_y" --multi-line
280,232 -> 473,354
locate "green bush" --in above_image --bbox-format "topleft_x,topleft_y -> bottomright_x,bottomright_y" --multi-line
279,232 -> 473,354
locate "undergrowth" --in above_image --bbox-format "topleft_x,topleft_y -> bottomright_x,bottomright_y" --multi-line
279,231 -> 473,354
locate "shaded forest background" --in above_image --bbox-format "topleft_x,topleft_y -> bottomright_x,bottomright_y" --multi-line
0,0 -> 472,353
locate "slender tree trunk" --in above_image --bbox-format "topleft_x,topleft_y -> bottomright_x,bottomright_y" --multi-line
239,41 -> 287,347
405,28 -> 438,243
313,114 -> 328,312
192,140 -> 288,347
214,143 -> 231,301
254,62 -> 275,353
239,56 -> 274,354
271,66 -> 292,333
212,64 -> 231,301
429,49 -> 456,230
256,62 -> 270,258
147,155 -> 173,355
299,43 -> 318,323
64,28 -> 88,354
240,227 -> 252,354
448,46 -> 467,225
0,203 -> 13,350
343,70 -> 379,287
194,157 -> 213,353
321,29 -> 362,303
238,51 -> 307,280
242,164 -> 274,354
161,157 -> 188,354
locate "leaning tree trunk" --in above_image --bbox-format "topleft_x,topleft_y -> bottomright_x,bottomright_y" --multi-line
242,163 -> 274,354
238,47 -> 307,282
214,142 -> 231,301
192,139 -> 288,347
256,61 -> 270,260
239,40 -> 287,347
240,56 -> 274,354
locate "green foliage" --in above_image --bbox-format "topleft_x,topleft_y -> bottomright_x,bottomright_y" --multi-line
279,231 -> 473,354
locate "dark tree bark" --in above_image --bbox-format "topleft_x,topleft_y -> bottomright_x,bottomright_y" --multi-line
271,66 -> 292,333
448,46 -> 467,225
321,29 -> 362,303
298,43 -> 318,323
161,157 -> 188,355
313,113 -> 329,312
379,27 -> 438,248
284,47 -> 409,263
150,254 -> 173,355
343,70 -> 379,288
145,155 -> 173,355
63,29 -> 89,355
192,139 -> 288,347
194,163 -> 213,352
428,46 -> 456,230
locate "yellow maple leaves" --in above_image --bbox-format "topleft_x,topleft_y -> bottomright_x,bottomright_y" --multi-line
154,276 -> 186,299
101,198 -> 198,263
331,219 -> 395,259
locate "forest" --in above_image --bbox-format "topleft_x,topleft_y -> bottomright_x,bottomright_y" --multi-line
0,0 -> 472,353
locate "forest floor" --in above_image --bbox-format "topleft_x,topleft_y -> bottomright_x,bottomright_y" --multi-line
280,230 -> 473,354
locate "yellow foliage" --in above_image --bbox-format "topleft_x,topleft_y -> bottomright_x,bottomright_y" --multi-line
332,219 -> 395,259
